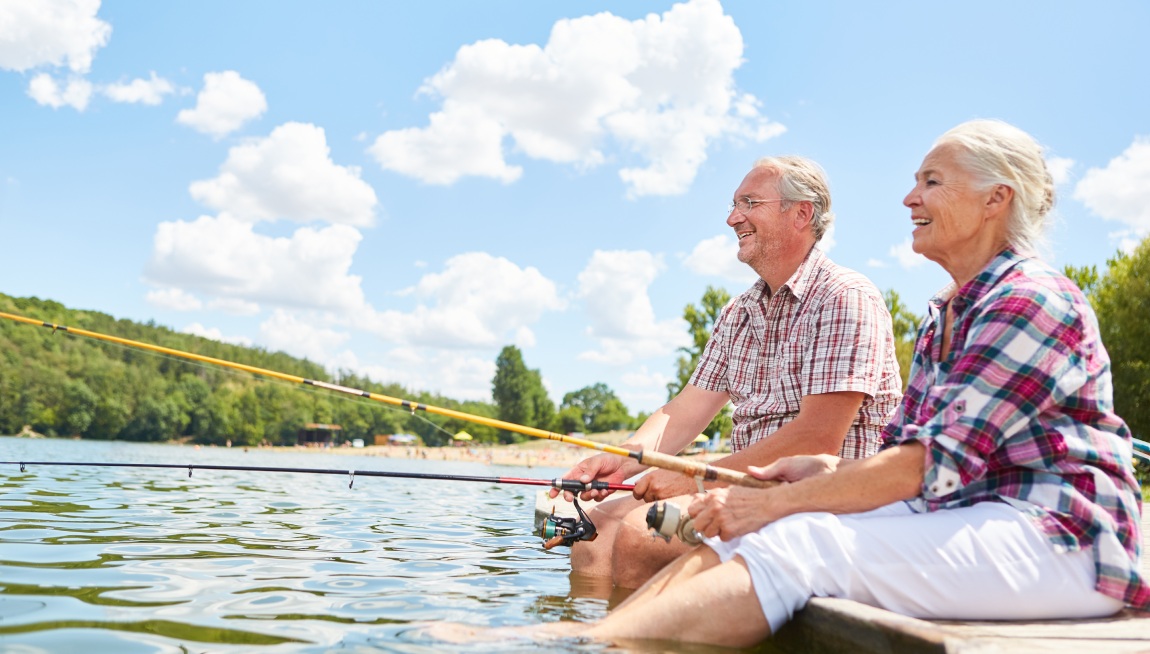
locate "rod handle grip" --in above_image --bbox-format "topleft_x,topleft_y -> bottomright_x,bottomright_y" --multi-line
636,450 -> 778,489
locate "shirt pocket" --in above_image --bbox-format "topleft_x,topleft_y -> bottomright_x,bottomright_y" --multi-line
766,338 -> 806,414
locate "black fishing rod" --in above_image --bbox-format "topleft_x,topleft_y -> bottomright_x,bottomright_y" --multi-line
2,460 -> 634,492
3,460 -> 629,549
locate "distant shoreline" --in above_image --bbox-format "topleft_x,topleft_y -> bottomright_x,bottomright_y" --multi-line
6,431 -> 723,470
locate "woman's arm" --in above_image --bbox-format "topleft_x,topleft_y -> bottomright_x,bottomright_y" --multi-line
689,443 -> 925,540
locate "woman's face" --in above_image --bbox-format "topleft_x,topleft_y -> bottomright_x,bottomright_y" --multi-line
903,144 -> 1000,274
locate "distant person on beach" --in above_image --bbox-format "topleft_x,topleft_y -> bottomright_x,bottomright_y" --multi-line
467,119 -> 1146,648
552,155 -> 903,589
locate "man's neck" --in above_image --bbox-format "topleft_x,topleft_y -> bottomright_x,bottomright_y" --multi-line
753,242 -> 816,297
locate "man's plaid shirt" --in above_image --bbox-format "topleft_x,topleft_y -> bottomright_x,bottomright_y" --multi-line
690,247 -> 902,458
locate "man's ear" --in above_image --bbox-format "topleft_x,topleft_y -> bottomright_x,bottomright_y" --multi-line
792,200 -> 815,230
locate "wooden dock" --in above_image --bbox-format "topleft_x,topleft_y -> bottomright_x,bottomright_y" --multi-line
773,509 -> 1150,652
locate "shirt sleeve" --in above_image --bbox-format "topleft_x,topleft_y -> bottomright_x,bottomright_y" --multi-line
910,286 -> 1090,501
803,288 -> 889,397
689,302 -> 734,393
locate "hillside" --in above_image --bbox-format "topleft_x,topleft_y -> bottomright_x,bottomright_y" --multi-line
0,293 -> 498,446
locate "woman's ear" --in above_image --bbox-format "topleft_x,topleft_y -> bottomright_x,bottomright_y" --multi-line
985,184 -> 1014,218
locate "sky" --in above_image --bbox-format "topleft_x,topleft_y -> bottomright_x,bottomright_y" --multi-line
1,0 -> 1148,415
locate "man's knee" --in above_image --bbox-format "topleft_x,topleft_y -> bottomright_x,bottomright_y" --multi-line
569,495 -> 642,576
610,501 -> 691,588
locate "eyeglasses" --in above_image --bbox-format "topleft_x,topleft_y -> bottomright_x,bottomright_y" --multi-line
727,197 -> 786,216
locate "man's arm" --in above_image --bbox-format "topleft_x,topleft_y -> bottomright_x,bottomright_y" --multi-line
712,390 -> 864,471
631,390 -> 864,500
554,383 -> 729,501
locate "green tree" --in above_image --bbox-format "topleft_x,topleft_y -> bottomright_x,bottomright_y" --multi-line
491,345 -> 555,442
667,285 -> 733,440
560,383 -> 633,433
883,289 -> 922,391
1083,241 -> 1150,440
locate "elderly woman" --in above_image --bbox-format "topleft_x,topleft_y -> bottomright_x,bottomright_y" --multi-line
431,120 -> 1145,649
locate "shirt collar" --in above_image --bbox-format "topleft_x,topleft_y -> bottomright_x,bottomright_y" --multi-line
928,248 -> 1029,311
737,245 -> 824,307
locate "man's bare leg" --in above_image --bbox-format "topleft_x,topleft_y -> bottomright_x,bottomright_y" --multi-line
568,494 -> 642,577
609,495 -> 694,588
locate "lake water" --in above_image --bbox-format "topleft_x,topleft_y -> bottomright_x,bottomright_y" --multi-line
1,437 -> 649,653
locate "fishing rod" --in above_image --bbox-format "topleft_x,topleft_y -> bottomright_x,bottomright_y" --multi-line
3,459 -> 631,549
0,310 -> 771,489
2,460 -> 635,492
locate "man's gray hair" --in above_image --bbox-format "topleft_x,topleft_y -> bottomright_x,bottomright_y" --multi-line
751,155 -> 835,242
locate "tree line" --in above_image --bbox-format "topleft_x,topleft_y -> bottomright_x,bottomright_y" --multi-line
2,237 -> 1145,450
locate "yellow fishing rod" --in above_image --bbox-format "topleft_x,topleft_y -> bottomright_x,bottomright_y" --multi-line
0,310 -> 769,489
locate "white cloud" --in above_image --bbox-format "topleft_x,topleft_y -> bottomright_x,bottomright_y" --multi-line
1046,156 -> 1075,186
890,237 -> 928,269
208,298 -> 261,316
258,309 -> 351,363
190,122 -> 378,226
27,72 -> 92,110
815,223 -> 836,253
145,214 -> 368,312
576,250 -> 689,364
145,287 -> 203,311
621,364 -> 671,390
176,70 -> 267,138
102,71 -> 176,105
1073,137 -> 1150,234
681,234 -> 756,284
369,104 -> 523,185
181,322 -> 253,347
866,258 -> 888,268
369,0 -> 782,197
373,349 -> 497,401
0,0 -> 111,73
360,252 -> 565,349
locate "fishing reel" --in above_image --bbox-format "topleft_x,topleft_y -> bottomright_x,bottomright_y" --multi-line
645,501 -> 701,546
538,497 -> 598,550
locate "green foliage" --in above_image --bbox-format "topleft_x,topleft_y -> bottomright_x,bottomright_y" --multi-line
883,289 -> 922,392
667,285 -> 733,440
559,383 -> 634,433
1079,240 -> 1150,442
0,293 -> 496,446
490,345 -> 555,443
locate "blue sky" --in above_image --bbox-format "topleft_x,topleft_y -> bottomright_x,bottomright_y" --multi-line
2,0 -> 1148,415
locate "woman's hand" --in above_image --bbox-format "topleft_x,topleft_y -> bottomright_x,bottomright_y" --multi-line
749,454 -> 840,483
688,485 -> 779,541
686,455 -> 842,540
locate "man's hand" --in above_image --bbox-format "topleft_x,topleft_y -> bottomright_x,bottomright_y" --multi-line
549,453 -> 641,502
630,468 -> 706,503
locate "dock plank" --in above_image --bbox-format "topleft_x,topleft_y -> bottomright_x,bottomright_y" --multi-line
774,507 -> 1150,652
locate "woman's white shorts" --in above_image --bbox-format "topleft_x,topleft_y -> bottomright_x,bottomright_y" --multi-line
705,501 -> 1123,632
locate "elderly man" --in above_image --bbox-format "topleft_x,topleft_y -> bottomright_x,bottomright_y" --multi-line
553,155 -> 903,589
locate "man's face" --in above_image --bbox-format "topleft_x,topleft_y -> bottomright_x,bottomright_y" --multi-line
727,168 -> 791,272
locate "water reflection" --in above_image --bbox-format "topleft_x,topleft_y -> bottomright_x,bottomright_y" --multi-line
1,437 -> 777,653
0,437 -> 614,652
